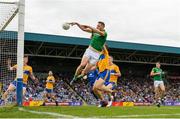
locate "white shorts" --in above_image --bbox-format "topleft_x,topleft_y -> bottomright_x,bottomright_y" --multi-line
154,81 -> 164,88
83,48 -> 100,65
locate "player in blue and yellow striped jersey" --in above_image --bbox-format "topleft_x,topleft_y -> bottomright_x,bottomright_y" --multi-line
105,56 -> 121,107
92,45 -> 113,107
45,71 -> 56,102
2,55 -> 38,101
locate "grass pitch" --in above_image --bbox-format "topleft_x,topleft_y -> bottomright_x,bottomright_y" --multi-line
0,106 -> 180,118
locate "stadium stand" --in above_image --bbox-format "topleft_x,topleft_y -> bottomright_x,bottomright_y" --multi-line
0,32 -> 180,105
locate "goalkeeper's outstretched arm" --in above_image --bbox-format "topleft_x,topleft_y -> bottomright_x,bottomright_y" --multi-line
7,58 -> 16,71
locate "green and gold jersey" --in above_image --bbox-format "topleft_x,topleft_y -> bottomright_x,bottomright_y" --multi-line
151,67 -> 163,81
90,31 -> 107,52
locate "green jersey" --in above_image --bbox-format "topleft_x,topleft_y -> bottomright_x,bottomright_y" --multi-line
151,67 -> 163,81
90,31 -> 107,52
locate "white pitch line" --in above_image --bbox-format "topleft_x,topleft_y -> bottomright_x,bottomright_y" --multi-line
18,107 -> 76,118
102,113 -> 180,118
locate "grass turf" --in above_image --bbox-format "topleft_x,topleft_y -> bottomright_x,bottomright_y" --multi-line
0,106 -> 180,118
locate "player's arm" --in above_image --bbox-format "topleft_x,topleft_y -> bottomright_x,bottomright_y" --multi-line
51,78 -> 55,84
114,66 -> 121,77
83,25 -> 106,36
46,77 -> 55,83
103,45 -> 108,54
150,68 -> 161,76
29,69 -> 38,84
90,66 -> 97,71
70,22 -> 92,33
46,78 -> 49,83
110,66 -> 121,77
30,72 -> 38,81
9,65 -> 16,71
7,59 -> 16,71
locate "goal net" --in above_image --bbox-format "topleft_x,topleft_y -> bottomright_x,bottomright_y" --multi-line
0,0 -> 24,106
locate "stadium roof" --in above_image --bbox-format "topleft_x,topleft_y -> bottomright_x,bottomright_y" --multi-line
1,31 -> 180,65
25,32 -> 180,54
0,31 -> 180,54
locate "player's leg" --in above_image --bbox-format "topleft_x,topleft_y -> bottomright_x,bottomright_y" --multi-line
91,89 -> 99,100
89,78 -> 99,100
75,56 -> 89,77
97,70 -> 113,93
51,94 -> 56,101
2,83 -> 16,100
93,78 -> 113,93
92,88 -> 106,107
105,83 -> 114,107
154,81 -> 161,107
100,84 -> 113,93
78,63 -> 95,79
159,81 -> 165,104
43,89 -> 47,102
72,51 -> 89,83
44,89 -> 51,102
49,89 -> 56,102
93,80 -> 114,107
154,81 -> 159,100
51,92 -> 58,106
77,49 -> 99,79
159,82 -> 165,97
93,78 -> 105,100
95,90 -> 104,101
154,87 -> 159,101
22,84 -> 27,96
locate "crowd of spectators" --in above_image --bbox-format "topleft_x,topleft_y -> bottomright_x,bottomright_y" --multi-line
58,72 -> 180,104
0,71 -> 179,105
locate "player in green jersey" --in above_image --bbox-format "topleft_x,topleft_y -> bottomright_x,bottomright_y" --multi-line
150,62 -> 165,107
69,21 -> 107,84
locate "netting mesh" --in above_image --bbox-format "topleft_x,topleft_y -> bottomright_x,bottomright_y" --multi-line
0,0 -> 18,105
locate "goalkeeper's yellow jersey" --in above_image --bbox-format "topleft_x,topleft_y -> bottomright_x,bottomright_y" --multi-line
13,64 -> 33,84
46,76 -> 55,89
109,64 -> 120,84
97,48 -> 110,73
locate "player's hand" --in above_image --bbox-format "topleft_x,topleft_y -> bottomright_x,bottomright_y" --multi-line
69,22 -> 78,26
156,72 -> 161,75
7,58 -> 11,65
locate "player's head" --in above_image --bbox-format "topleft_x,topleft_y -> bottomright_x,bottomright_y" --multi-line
48,71 -> 53,76
109,56 -> 113,65
24,55 -> 28,65
156,61 -> 161,68
96,21 -> 105,31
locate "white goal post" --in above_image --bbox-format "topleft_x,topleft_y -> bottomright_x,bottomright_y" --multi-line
0,0 -> 25,106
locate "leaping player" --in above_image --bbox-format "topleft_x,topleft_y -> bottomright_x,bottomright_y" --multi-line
92,45 -> 114,107
150,62 -> 166,107
69,21 -> 107,84
2,55 -> 38,104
